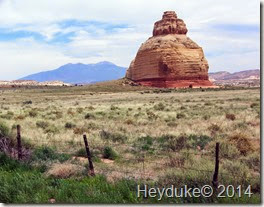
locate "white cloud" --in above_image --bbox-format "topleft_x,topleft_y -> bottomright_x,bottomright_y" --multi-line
0,0 -> 260,26
0,0 -> 260,80
208,51 -> 260,72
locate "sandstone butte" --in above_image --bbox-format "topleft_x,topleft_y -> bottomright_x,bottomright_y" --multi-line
126,11 -> 215,88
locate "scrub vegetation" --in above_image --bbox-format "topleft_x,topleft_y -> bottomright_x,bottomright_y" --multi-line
0,83 -> 260,204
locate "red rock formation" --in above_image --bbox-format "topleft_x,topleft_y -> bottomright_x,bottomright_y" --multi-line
153,11 -> 187,36
126,11 -> 214,88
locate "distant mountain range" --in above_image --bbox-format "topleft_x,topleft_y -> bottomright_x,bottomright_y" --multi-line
209,69 -> 260,81
20,61 -> 127,84
20,62 -> 259,84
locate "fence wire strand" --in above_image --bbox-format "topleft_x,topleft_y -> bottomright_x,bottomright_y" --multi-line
1,127 -> 260,185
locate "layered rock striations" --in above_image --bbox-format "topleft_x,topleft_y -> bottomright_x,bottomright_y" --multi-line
126,11 -> 214,88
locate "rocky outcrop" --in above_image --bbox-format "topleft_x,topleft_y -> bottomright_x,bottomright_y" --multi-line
153,11 -> 187,36
126,11 -> 214,88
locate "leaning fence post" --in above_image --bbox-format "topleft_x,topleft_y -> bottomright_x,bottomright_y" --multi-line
212,142 -> 219,187
83,134 -> 95,176
16,125 -> 22,160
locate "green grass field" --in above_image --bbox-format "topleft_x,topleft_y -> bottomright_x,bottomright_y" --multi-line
0,83 -> 260,204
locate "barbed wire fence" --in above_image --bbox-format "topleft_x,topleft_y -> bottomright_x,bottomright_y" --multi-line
1,124 -> 260,187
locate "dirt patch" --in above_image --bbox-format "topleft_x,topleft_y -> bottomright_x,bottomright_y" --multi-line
101,158 -> 114,164
72,156 -> 87,163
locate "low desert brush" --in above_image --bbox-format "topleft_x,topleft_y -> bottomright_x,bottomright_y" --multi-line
229,133 -> 254,155
46,163 -> 84,178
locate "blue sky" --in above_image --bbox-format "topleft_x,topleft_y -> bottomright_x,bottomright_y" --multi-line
0,0 -> 260,80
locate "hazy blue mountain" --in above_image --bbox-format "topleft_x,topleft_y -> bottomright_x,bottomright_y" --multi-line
20,61 -> 127,84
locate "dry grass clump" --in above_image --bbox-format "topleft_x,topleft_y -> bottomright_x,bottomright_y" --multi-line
250,102 -> 259,108
86,105 -> 95,110
240,151 -> 260,172
225,113 -> 236,121
220,142 -> 240,159
166,122 -> 178,127
15,114 -> 26,120
229,133 -> 254,155
46,163 -> 85,178
67,108 -> 75,116
124,119 -> 134,125
73,126 -> 89,135
166,154 -> 185,168
208,123 -> 221,136
100,130 -> 127,143
76,107 -> 84,113
36,120 -> 59,134
162,135 -> 188,152
0,111 -> 14,120
28,109 -> 38,117
222,160 -> 250,179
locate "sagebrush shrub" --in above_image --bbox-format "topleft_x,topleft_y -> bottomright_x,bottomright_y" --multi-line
153,103 -> 165,111
44,125 -> 59,134
103,146 -> 118,160
36,121 -> 50,129
137,136 -> 154,151
219,142 -> 240,159
32,146 -> 57,161
0,121 -> 9,137
77,107 -> 84,113
159,134 -> 189,152
188,134 -> 212,150
84,113 -> 95,119
176,113 -> 186,119
250,103 -> 259,108
0,111 -> 14,120
100,130 -> 127,143
75,148 -> 87,157
32,146 -> 70,162
124,119 -> 134,125
110,105 -> 119,110
146,111 -> 158,120
65,122 -> 76,129
23,100 -> 32,105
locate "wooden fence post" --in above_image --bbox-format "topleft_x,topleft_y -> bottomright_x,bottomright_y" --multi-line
16,125 -> 22,160
142,154 -> 145,178
212,142 -> 219,187
83,134 -> 95,176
